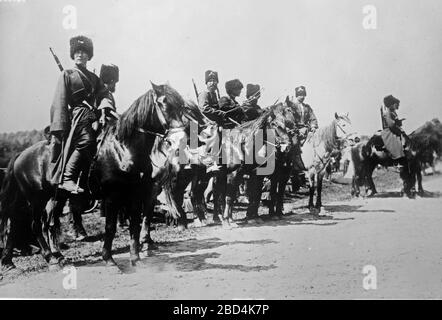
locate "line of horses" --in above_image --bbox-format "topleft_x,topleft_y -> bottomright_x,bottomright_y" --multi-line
1,83 -> 439,273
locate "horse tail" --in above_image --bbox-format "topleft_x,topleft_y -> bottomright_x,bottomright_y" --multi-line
0,153 -> 22,244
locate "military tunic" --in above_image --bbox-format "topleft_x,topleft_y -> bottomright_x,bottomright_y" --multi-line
198,90 -> 226,125
218,95 -> 244,128
288,100 -> 318,131
242,100 -> 263,122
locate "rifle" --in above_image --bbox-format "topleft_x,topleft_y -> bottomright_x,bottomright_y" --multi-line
49,47 -> 63,72
192,78 -> 199,100
380,105 -> 386,129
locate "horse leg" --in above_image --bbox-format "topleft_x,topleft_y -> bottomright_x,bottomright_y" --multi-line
128,199 -> 142,266
1,216 -> 18,270
307,173 -> 316,213
417,163 -> 424,195
31,199 -> 59,267
68,194 -> 88,241
46,196 -> 67,263
268,174 -> 277,217
276,171 -> 290,217
246,173 -> 263,219
102,195 -> 119,266
316,173 -> 324,211
223,171 -> 239,228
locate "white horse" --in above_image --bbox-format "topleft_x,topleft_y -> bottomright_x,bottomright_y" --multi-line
301,112 -> 352,213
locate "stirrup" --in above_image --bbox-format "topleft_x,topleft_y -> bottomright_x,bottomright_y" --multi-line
58,180 -> 84,194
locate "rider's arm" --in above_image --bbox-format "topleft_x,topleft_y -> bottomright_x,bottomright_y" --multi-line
49,71 -> 71,135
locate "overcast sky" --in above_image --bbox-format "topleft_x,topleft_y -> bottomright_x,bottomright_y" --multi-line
0,0 -> 441,135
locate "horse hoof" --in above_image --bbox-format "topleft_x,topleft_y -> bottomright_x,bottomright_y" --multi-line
1,262 -> 17,273
105,258 -> 118,267
49,262 -> 62,272
130,258 -> 139,267
222,221 -> 231,230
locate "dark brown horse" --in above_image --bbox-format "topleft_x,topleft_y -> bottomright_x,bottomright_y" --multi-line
350,118 -> 442,197
218,103 -> 295,227
0,83 -> 187,270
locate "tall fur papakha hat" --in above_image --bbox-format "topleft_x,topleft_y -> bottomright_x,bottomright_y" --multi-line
246,84 -> 261,99
225,79 -> 244,94
100,64 -> 119,83
205,70 -> 219,83
70,35 -> 94,60
384,95 -> 400,108
295,86 -> 307,97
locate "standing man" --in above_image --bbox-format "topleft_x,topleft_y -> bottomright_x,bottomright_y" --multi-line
288,85 -> 319,171
50,35 -> 106,194
242,84 -> 263,121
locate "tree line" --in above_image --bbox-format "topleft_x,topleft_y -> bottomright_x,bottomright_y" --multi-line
0,129 -> 47,167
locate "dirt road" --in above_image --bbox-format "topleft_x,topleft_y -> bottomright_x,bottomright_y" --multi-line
1,172 -> 442,299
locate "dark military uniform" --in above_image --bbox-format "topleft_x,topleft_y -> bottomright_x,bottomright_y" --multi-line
289,86 -> 318,172
218,95 -> 244,128
242,84 -> 263,122
198,90 -> 225,124
50,36 -> 106,193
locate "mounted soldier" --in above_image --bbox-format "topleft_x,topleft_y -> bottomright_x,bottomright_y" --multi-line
50,35 -> 107,194
287,85 -> 319,171
198,70 -> 223,124
218,79 -> 245,128
380,94 -> 407,162
98,63 -> 119,126
242,84 -> 263,122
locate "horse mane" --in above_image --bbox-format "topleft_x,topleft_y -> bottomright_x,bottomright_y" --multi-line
316,120 -> 338,151
409,118 -> 442,152
116,90 -> 156,143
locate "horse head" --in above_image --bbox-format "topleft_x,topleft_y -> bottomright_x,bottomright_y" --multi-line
150,82 -> 186,130
334,112 -> 353,142
266,104 -> 293,152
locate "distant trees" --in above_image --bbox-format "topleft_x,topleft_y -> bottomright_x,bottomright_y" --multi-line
0,129 -> 46,167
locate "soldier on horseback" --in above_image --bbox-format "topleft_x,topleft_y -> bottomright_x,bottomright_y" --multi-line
218,79 -> 246,128
50,35 -> 107,194
287,85 -> 318,171
380,94 -> 407,164
98,63 -> 120,126
198,70 -> 222,124
242,84 -> 263,121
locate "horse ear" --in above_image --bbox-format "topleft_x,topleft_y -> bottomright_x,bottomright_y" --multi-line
335,112 -> 339,119
150,81 -> 163,96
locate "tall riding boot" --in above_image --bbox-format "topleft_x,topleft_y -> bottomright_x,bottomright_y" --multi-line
59,149 -> 85,194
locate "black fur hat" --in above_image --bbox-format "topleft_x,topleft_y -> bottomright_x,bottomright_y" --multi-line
205,70 -> 219,83
70,35 -> 93,60
384,95 -> 400,108
295,86 -> 306,97
100,64 -> 119,83
246,84 -> 260,99
225,79 -> 243,94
